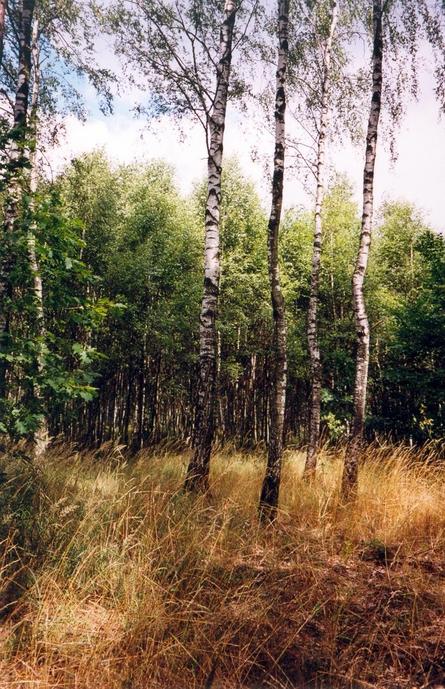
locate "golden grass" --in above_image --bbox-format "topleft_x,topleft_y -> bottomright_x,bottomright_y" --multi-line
1,443 -> 445,688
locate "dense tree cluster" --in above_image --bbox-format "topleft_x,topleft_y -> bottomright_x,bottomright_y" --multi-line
48,154 -> 444,449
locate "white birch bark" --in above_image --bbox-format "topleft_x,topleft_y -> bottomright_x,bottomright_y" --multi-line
27,17 -> 49,459
342,0 -> 383,495
185,0 -> 237,491
259,0 -> 289,520
304,0 -> 339,478
0,0 -> 35,400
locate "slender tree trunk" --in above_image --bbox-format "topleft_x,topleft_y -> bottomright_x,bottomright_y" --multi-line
259,0 -> 289,521
342,0 -> 383,495
304,0 -> 339,478
135,343 -> 145,451
146,353 -> 160,442
123,363 -> 133,446
0,0 -> 7,67
26,17 -> 49,459
184,0 -> 237,492
0,0 -> 35,402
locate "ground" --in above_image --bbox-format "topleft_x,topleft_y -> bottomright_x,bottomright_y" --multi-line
0,443 -> 445,688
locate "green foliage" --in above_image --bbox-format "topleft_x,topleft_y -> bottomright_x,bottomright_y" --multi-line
375,227 -> 445,439
50,155 -> 445,444
218,161 -> 270,363
0,187 -> 110,439
280,179 -> 360,436
2,146 -> 444,446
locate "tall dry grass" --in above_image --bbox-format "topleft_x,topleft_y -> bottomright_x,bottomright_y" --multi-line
0,443 -> 445,688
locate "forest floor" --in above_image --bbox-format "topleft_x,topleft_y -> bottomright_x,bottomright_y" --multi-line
1,443 -> 445,689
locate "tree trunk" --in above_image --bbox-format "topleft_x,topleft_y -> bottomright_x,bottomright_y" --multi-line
0,0 -> 35,402
184,0 -> 237,492
259,0 -> 289,521
342,0 -> 383,495
0,0 -> 7,67
123,363 -> 133,446
304,0 -> 339,478
134,343 -> 145,451
27,16 -> 49,459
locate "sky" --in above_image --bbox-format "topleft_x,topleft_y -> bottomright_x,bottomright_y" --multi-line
48,50 -> 445,233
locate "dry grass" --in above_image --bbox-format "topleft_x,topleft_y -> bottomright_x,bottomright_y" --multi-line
1,443 -> 445,688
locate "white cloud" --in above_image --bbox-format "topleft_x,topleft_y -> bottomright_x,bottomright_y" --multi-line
48,114 -> 205,193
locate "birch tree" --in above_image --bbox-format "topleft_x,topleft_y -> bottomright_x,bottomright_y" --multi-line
258,0 -> 290,520
105,0 -> 261,489
184,0 -> 238,491
271,0 -> 365,475
0,0 -> 35,402
341,0 -> 445,495
26,13 -> 48,457
304,0 -> 339,477
341,0 -> 383,495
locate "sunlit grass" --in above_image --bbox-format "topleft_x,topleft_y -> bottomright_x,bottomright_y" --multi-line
1,443 -> 444,688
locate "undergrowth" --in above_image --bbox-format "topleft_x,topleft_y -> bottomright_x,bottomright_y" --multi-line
0,443 -> 445,688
